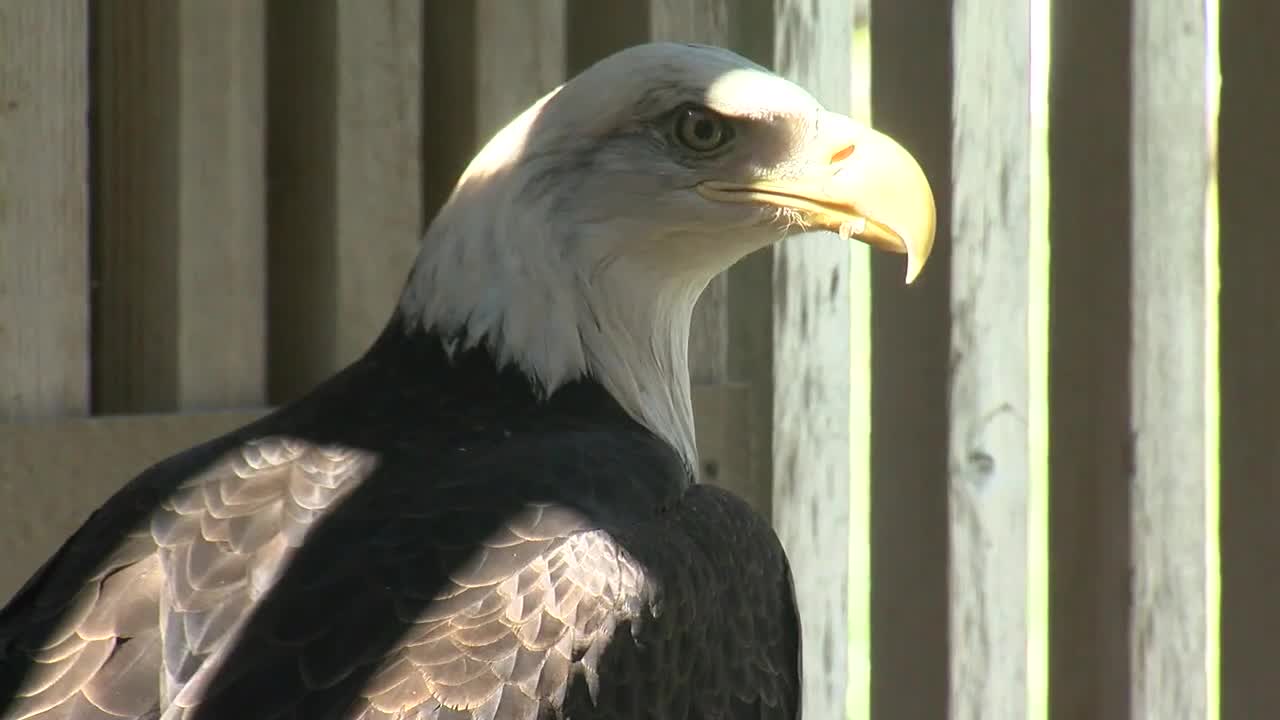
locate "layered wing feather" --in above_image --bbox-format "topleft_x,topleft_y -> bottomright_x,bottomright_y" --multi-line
0,437 -> 371,720
1,430 -> 798,720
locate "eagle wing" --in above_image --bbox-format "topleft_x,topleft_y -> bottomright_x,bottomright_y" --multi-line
0,437 -> 369,719
0,434 -> 661,720
1,423 -> 798,720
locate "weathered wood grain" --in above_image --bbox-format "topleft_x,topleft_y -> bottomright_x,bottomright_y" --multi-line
1131,1 -> 1211,717
1219,0 -> 1280,715
948,0 -> 1033,717
846,8 -> 873,718
268,0 -> 423,403
0,2 -> 90,420
92,0 -> 266,413
867,1 -> 954,717
768,3 -> 854,718
1047,0 -> 1135,717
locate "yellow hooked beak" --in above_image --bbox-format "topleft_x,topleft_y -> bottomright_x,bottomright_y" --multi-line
697,112 -> 937,283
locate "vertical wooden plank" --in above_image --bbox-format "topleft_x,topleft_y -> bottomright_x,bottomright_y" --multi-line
93,0 -> 266,413
846,5 -> 873,718
1131,1 -> 1211,717
269,0 -> 423,402
768,3 -> 853,718
1217,0 -> 1278,716
1047,0 -> 1135,716
868,1 -> 954,717
330,2 -> 423,369
762,2 -> 855,712
947,0 -> 1032,716
0,2 -> 89,420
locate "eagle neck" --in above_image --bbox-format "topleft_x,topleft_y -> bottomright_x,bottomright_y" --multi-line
575,269 -> 702,475
398,218 -> 705,474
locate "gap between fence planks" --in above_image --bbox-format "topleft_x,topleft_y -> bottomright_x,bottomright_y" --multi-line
93,0 -> 266,413
1051,1 -> 1215,717
1219,0 -> 1280,715
1048,0 -> 1136,717
868,1 -> 954,717
268,0 -> 424,404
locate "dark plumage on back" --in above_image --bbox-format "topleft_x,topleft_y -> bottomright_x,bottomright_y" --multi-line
0,319 -> 800,720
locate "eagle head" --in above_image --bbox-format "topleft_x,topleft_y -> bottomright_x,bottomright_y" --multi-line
400,42 -> 936,466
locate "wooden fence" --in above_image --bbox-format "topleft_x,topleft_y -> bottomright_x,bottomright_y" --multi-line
0,1 -> 1274,719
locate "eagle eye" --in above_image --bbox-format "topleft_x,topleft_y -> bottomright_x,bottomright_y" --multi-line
673,105 -> 732,153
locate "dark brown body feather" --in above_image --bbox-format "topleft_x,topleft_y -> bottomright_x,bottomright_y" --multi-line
0,318 -> 801,719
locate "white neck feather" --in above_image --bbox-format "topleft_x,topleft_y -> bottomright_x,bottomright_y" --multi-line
397,94 -> 709,470
400,222 -> 706,472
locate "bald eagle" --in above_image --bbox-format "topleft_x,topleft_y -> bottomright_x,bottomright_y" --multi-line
0,43 -> 933,719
